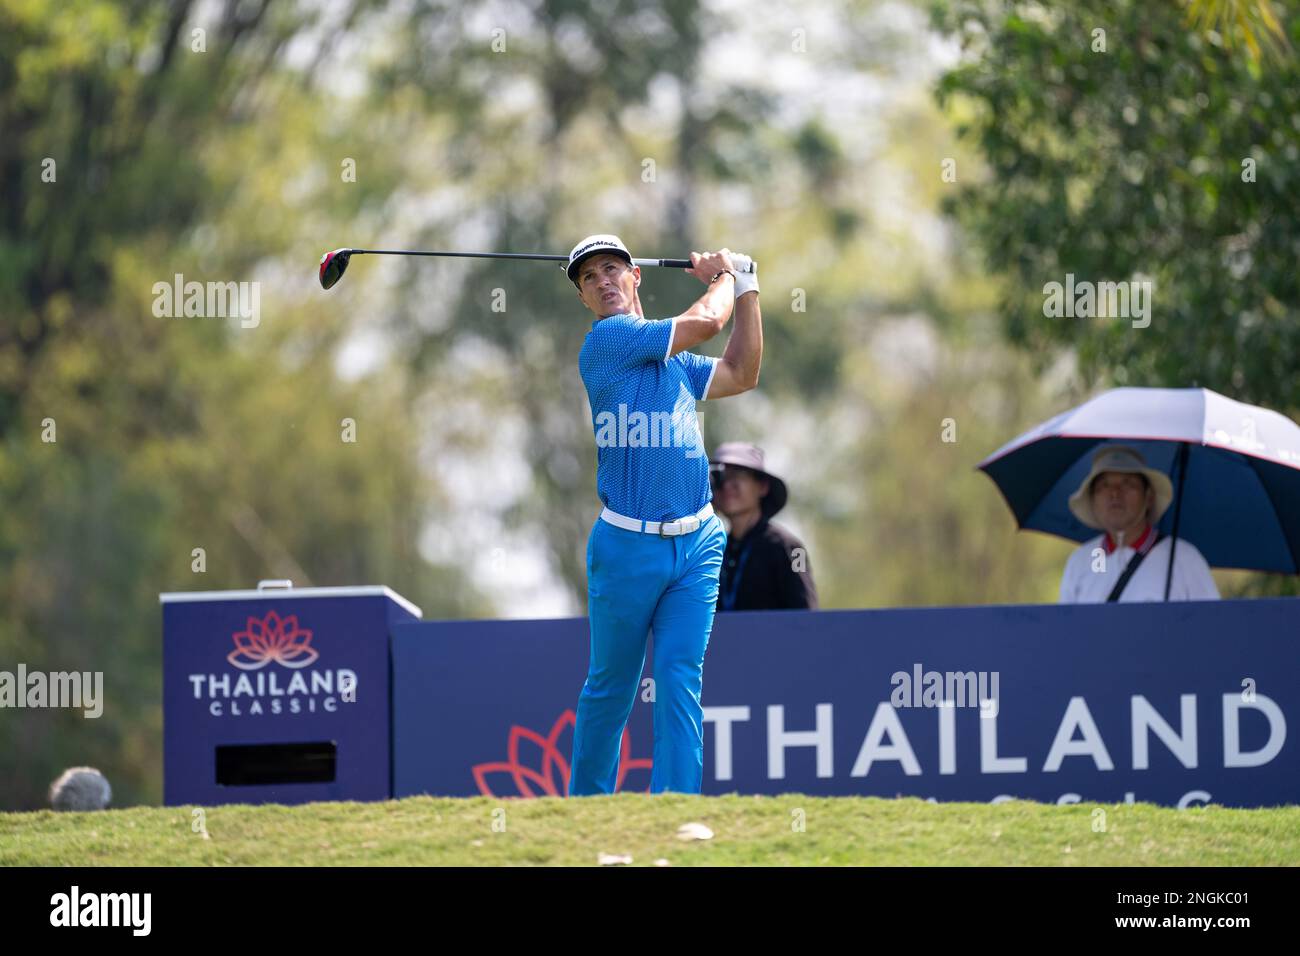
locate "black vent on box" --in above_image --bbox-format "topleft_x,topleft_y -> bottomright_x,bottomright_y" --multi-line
215,742 -> 337,786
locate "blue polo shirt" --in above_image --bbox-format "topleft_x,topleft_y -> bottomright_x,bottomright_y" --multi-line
579,313 -> 719,522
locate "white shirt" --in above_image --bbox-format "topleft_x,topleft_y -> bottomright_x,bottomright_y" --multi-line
1059,530 -> 1220,603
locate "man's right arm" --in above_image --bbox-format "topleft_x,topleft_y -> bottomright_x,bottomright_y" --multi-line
669,250 -> 736,356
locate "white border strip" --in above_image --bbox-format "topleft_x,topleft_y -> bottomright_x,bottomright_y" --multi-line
159,586 -> 423,619
702,357 -> 720,400
663,315 -> 678,362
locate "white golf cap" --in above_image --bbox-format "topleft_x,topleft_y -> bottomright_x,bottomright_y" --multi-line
565,234 -> 633,282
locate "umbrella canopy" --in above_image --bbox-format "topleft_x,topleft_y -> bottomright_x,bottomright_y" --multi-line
978,387 -> 1300,573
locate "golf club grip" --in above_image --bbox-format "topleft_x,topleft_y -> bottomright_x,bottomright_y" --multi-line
639,258 -> 757,273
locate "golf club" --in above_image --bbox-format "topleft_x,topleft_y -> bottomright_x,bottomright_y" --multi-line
318,247 -> 755,290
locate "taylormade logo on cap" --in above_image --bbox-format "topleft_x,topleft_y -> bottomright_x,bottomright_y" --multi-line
566,234 -> 632,281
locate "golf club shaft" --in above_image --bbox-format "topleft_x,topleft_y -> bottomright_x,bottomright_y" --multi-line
347,249 -> 749,272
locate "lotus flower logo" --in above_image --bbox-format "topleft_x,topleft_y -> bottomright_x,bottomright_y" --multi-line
472,710 -> 652,797
227,610 -> 320,671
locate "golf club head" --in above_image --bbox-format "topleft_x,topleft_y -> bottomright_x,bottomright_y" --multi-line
318,248 -> 353,290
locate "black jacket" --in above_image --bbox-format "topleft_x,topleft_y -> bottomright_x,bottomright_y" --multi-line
717,517 -> 818,611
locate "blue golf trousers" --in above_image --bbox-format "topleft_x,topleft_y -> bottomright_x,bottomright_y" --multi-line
569,513 -> 726,796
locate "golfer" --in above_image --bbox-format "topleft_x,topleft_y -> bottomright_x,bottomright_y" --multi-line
565,234 -> 762,795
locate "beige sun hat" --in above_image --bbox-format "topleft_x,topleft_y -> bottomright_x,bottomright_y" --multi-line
1068,445 -> 1174,530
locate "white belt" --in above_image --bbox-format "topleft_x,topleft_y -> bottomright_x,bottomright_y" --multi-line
600,503 -> 714,537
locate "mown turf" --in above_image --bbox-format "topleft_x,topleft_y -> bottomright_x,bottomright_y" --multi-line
2,795 -> 1298,866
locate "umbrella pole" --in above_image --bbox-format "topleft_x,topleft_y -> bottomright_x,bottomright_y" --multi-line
1164,443 -> 1190,600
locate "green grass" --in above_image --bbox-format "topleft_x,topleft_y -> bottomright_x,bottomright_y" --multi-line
2,795 -> 1297,866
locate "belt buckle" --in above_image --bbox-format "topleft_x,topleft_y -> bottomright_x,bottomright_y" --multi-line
659,515 -> 700,537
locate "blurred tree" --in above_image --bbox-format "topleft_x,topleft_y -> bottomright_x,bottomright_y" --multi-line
782,318 -> 1077,609
0,0 -> 484,809
932,0 -> 1300,402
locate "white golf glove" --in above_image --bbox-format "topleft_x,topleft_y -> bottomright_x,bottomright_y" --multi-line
729,252 -> 759,297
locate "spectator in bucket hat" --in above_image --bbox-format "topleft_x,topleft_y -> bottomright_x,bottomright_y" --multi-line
1059,444 -> 1218,603
710,442 -> 818,611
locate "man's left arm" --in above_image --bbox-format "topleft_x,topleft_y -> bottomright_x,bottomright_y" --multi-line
707,256 -> 762,398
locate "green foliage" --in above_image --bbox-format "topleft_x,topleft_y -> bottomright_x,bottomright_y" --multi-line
1186,0 -> 1293,61
932,0 -> 1300,407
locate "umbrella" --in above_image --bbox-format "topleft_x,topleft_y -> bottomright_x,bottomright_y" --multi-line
978,387 -> 1300,583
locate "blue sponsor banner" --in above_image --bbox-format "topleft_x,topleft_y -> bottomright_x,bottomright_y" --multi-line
162,588 -> 418,806
392,599 -> 1299,808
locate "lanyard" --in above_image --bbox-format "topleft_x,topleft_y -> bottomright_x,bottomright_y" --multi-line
1106,530 -> 1162,603
720,540 -> 755,611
